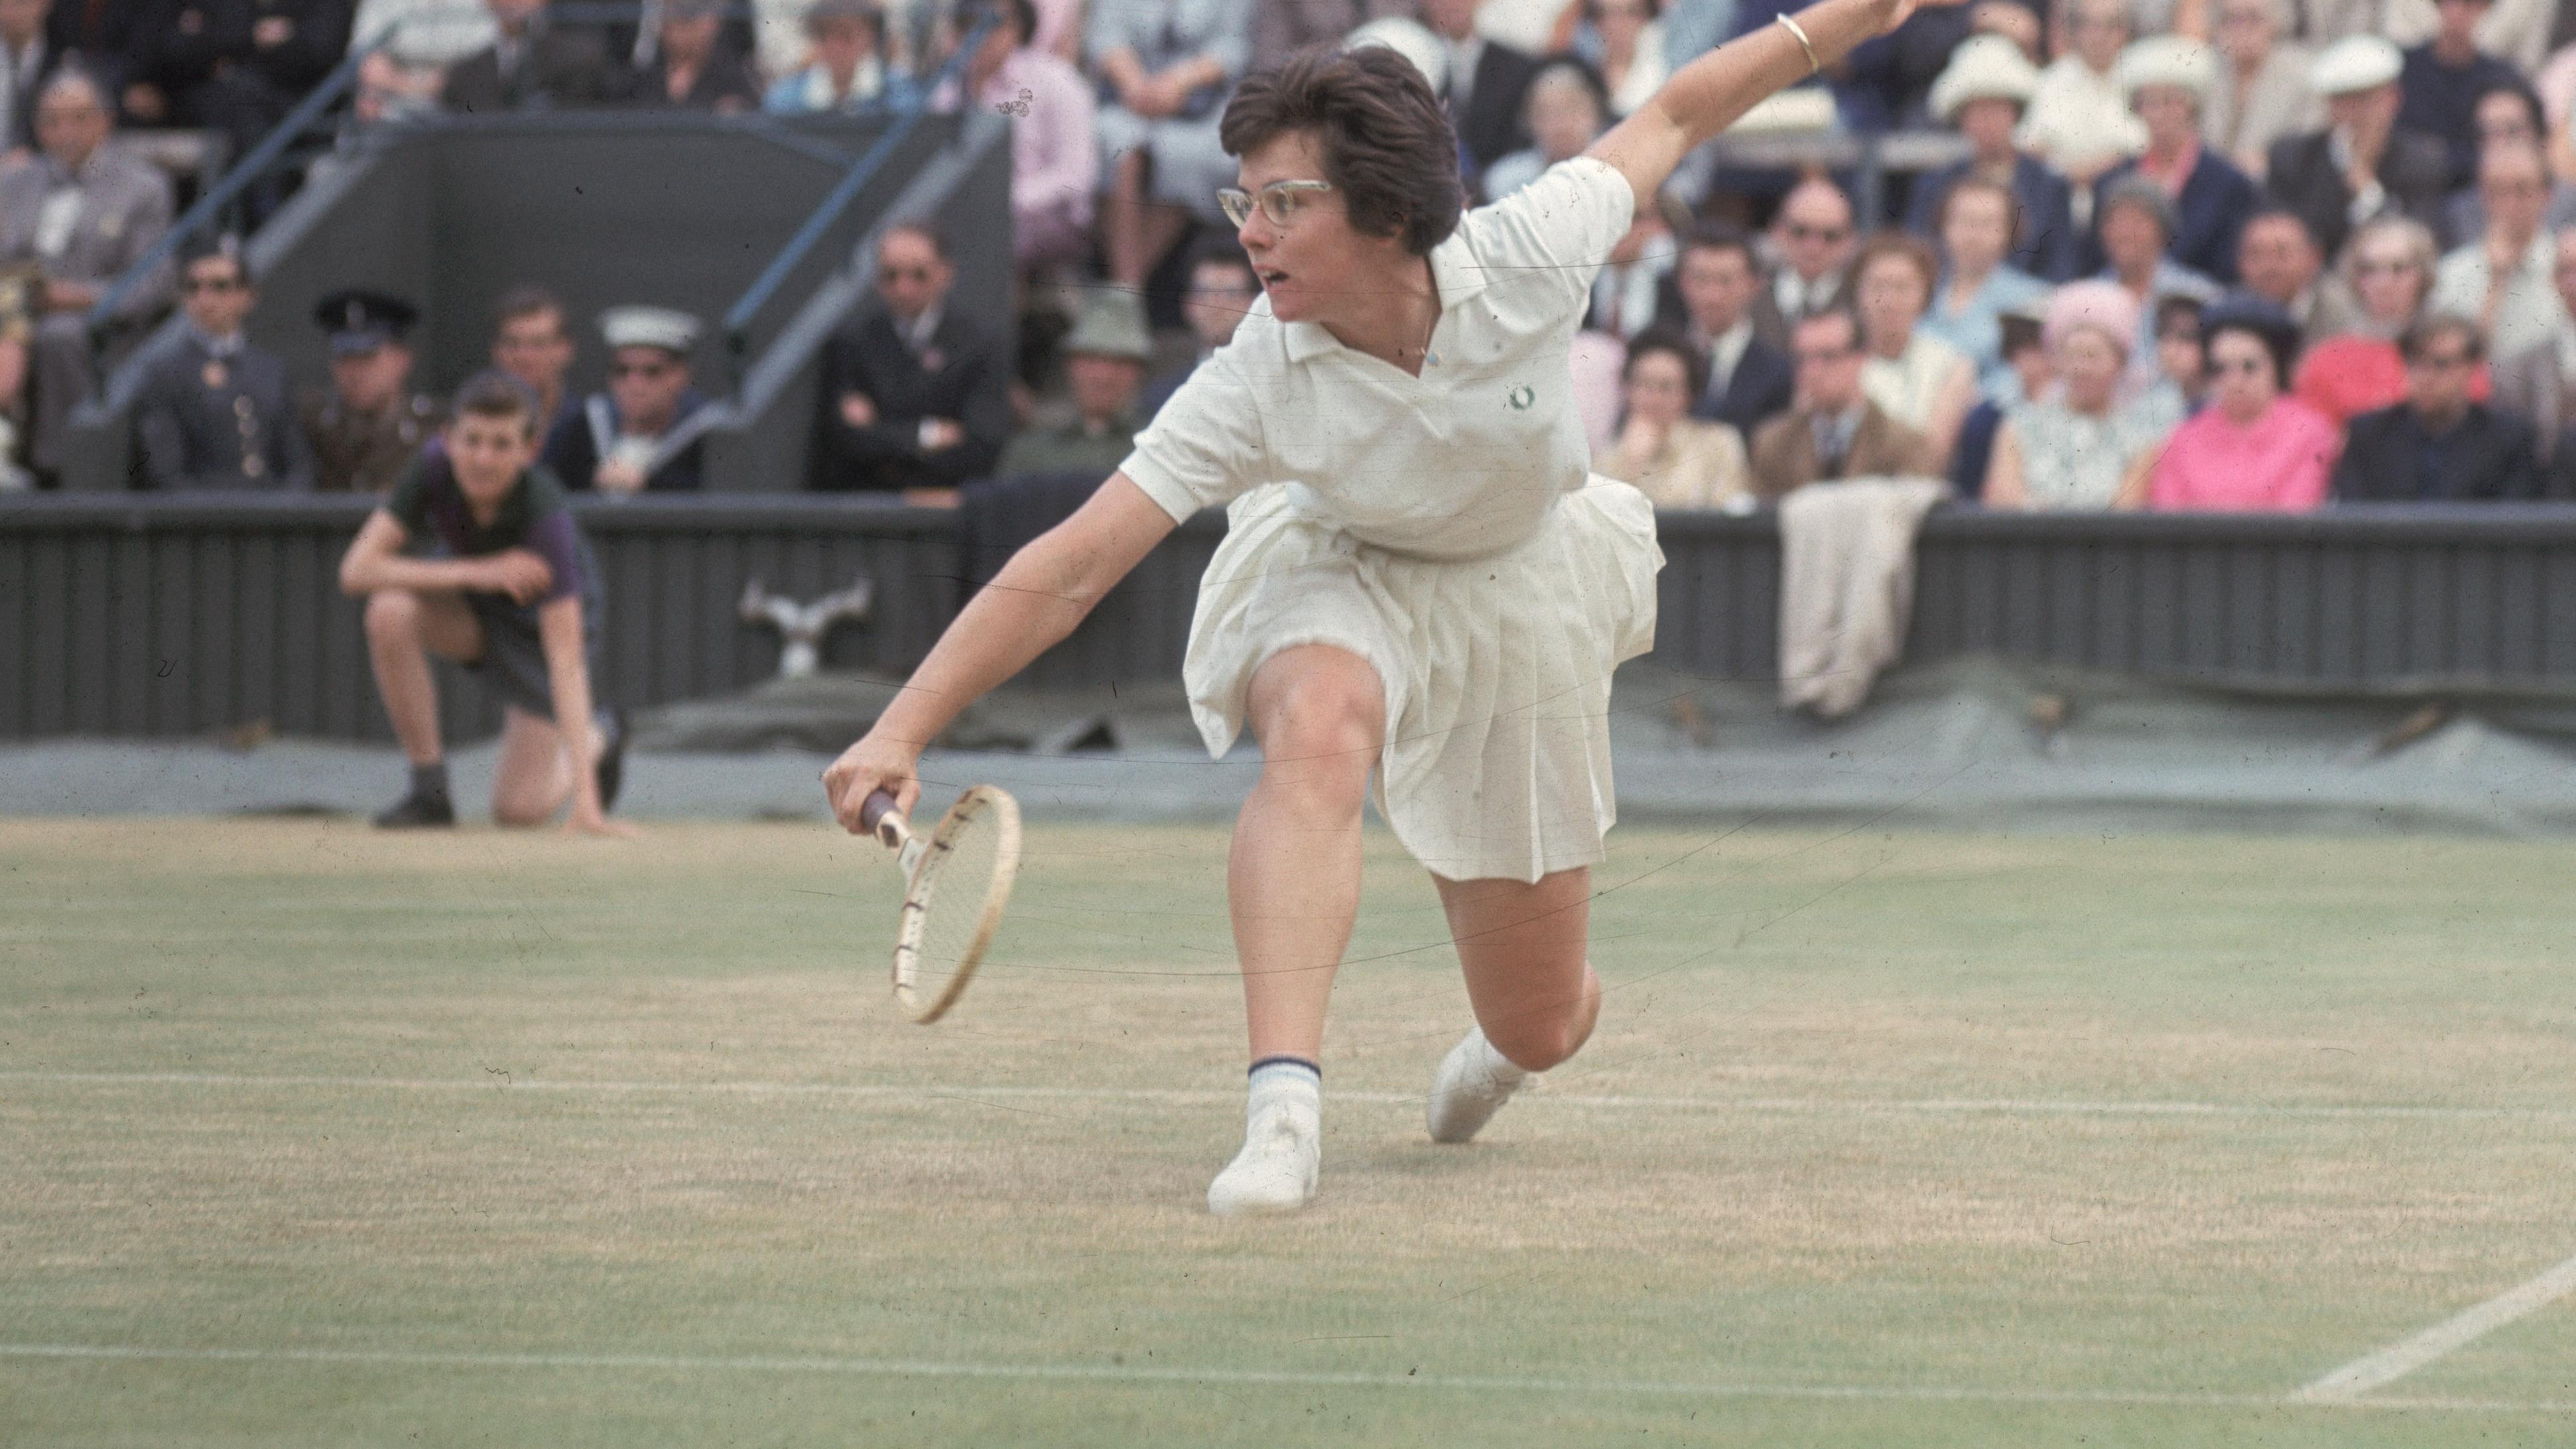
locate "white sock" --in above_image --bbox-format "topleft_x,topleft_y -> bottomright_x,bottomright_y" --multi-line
1245,1055 -> 1322,1123
1207,1056 -> 1321,1216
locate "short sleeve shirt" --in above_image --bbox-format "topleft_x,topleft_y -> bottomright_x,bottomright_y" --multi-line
385,452 -> 589,605
1120,155 -> 1638,560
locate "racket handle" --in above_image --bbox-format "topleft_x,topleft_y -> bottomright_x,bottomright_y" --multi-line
860,788 -> 908,849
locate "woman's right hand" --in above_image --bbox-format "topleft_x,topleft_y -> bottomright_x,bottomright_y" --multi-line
823,731 -> 922,836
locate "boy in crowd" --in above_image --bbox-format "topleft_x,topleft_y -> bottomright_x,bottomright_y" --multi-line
338,371 -> 631,835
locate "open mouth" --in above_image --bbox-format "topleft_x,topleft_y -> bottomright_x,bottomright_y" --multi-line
1257,268 -> 1289,289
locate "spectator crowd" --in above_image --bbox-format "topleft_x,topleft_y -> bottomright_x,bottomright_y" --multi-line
0,0 -> 2573,509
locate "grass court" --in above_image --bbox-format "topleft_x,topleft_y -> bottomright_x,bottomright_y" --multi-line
4,816 -> 2573,1445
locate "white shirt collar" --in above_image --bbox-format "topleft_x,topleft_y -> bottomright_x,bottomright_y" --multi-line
1707,318 -> 1754,384
1283,227 -> 1492,364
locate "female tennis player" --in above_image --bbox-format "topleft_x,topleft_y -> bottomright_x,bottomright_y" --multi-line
826,0 -> 1958,1214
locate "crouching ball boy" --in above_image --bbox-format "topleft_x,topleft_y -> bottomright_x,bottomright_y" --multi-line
338,371 -> 633,836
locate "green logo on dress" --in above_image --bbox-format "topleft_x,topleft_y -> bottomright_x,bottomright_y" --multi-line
1508,385 -> 1535,410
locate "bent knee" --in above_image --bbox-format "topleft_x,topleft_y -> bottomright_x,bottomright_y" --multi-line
491,798 -> 555,828
364,589 -> 424,640
1257,678 -> 1384,776
1483,1019 -> 1582,1073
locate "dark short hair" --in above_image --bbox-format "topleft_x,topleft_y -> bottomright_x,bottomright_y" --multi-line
2153,292 -> 2206,336
1681,220 -> 1758,271
2398,311 -> 2484,365
1622,324 -> 1709,401
2240,205 -> 2317,253
1186,235 -> 1255,284
881,218 -> 949,262
494,285 -> 564,331
1221,43 -> 1464,256
1525,56 -> 1611,122
1933,174 -> 2023,251
1852,230 -> 1938,296
451,370 -> 541,438
178,234 -> 249,286
1998,311 -> 2044,359
1793,305 -> 1861,353
2471,79 -> 2546,141
2204,314 -> 2297,389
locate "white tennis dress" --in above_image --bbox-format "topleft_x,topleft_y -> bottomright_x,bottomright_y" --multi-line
1120,157 -> 1663,883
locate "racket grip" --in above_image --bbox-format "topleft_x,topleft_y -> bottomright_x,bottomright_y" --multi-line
860,788 -> 905,848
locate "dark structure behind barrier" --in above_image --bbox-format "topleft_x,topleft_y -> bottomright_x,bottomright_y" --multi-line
10,498 -> 2576,742
61,112 -> 1015,494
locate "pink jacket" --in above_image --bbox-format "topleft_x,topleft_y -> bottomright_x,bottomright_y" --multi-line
2150,398 -> 2339,512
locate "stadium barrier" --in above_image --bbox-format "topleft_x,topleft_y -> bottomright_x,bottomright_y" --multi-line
8,496 -> 2576,742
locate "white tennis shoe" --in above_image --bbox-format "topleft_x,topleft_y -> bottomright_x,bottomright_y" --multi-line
1206,1098 -> 1320,1216
1426,1026 -> 1530,1144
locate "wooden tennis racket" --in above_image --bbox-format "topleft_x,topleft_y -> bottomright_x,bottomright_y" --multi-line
860,785 -> 1021,1024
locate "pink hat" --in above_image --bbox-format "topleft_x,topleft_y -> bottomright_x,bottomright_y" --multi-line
2042,281 -> 2139,359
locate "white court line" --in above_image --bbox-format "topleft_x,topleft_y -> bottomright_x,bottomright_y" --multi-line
1,1342 -> 2567,1415
2294,1252 -> 2576,1404
2,1071 -> 2565,1123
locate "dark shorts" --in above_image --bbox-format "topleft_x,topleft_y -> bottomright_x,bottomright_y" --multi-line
463,592 -> 603,723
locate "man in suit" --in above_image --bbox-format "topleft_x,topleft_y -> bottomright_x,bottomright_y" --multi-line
2233,207 -> 2363,344
0,0 -> 64,157
130,234 -> 310,490
441,0 -> 613,113
1750,308 -> 1941,498
1586,192 -> 1687,342
2266,35 -> 2452,261
125,0 -> 354,162
300,289 -> 444,493
1677,221 -> 1793,436
1750,176 -> 1858,349
1422,0 -> 1535,195
2081,37 -> 2260,286
815,221 -> 1011,497
44,0 -> 139,99
2486,223 -> 2576,469
2334,313 -> 2542,499
0,68 -> 172,478
2396,0 -> 2522,191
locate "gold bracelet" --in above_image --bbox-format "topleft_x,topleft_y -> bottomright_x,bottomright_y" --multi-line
1774,13 -> 1821,76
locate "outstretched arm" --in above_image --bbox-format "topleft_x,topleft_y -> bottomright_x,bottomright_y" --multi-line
822,472 -> 1179,831
1586,0 -> 1964,211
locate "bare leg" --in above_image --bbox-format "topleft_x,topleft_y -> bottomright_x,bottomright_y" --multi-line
1434,868 -> 1601,1072
489,707 -> 575,826
363,590 -> 482,767
1229,644 -> 1385,1064
1102,150 -> 1192,289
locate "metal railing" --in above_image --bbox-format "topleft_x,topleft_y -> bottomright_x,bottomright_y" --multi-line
81,1 -> 983,374
719,13 -> 996,364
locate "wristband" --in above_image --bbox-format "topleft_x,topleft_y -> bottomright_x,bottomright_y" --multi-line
1775,13 -> 1821,76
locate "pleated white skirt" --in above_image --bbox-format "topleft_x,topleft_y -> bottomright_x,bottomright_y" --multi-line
1181,478 -> 1664,883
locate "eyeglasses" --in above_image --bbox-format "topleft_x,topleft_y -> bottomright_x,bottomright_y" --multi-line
1216,178 -> 1334,229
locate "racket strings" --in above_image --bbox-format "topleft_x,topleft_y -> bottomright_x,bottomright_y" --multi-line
911,810 -> 1007,999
